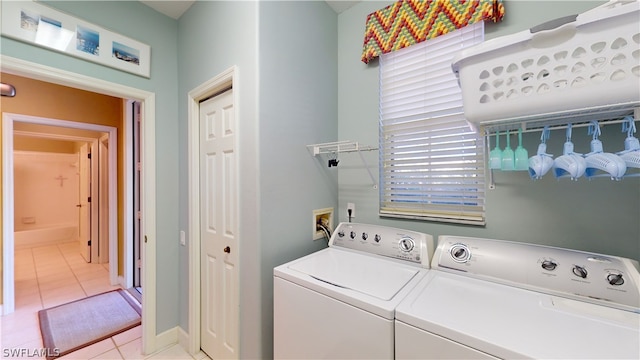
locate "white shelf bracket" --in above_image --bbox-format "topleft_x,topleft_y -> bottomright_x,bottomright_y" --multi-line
356,148 -> 378,189
307,140 -> 379,189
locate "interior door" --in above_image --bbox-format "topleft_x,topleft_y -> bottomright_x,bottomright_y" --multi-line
78,143 -> 91,262
132,100 -> 142,290
200,89 -> 239,360
98,136 -> 109,264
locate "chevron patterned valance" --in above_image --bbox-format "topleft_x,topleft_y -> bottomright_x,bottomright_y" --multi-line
361,0 -> 504,64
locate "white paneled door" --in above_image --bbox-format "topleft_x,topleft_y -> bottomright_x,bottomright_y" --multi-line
200,89 -> 239,360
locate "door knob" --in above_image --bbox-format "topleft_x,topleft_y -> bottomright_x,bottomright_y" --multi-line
223,246 -> 231,254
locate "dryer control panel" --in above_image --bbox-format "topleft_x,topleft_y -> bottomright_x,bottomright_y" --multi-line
433,235 -> 640,312
329,222 -> 434,268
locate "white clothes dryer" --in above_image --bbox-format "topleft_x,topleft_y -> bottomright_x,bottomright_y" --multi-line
395,235 -> 640,359
274,222 -> 434,359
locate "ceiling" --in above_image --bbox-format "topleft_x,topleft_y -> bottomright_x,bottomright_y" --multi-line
140,0 -> 195,19
140,1 -> 360,19
325,1 -> 361,14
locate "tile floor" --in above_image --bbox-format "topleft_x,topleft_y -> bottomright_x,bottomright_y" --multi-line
1,242 -> 204,360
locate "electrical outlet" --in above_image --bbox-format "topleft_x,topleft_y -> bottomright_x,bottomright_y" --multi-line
347,202 -> 355,220
312,207 -> 334,240
180,230 -> 186,246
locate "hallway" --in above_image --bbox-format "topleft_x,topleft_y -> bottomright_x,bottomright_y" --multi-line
1,242 -> 202,359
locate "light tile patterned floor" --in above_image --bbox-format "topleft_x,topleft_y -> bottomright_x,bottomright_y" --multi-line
1,242 -> 204,360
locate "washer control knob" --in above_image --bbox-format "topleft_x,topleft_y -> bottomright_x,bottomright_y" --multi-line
541,260 -> 557,271
607,273 -> 624,286
337,230 -> 345,238
362,232 -> 368,241
374,234 -> 381,243
350,231 -> 356,239
572,265 -> 588,279
398,237 -> 415,252
450,243 -> 471,263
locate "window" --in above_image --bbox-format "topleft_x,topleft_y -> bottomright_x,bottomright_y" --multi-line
379,22 -> 486,225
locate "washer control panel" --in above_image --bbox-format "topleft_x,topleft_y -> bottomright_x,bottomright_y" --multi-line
329,222 -> 434,267
434,235 -> 640,311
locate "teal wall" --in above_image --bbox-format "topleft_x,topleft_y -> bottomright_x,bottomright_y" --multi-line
1,0 -> 181,335
337,0 -> 640,262
258,1 -> 338,358
3,1 -> 638,359
176,1 -> 337,357
176,1 -> 262,357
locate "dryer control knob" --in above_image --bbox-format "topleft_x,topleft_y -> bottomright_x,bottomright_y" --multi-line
350,231 -> 356,239
541,260 -> 557,271
450,243 -> 471,263
398,237 -> 415,252
337,230 -> 345,238
607,273 -> 624,286
572,265 -> 588,279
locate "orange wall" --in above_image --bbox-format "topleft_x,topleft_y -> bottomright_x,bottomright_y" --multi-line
14,136 -> 79,153
0,72 -> 125,303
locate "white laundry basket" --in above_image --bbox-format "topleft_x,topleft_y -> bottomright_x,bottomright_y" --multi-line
452,1 -> 640,125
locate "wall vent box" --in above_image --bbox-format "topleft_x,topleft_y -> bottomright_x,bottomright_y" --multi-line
312,207 -> 334,240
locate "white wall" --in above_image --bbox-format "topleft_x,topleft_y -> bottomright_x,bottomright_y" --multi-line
13,152 -> 79,231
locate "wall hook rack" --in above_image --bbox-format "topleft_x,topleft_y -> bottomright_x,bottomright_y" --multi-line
307,141 -> 379,189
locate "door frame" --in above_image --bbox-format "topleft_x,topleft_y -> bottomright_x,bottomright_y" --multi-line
99,134 -> 110,265
186,66 -> 238,355
12,132 -> 103,266
1,55 -> 158,354
11,131 -> 105,264
3,113 -> 115,303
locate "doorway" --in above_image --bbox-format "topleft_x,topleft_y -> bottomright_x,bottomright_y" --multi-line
12,126 -> 106,264
186,66 -> 239,358
198,88 -> 238,359
1,55 -> 158,355
3,113 -> 117,314
131,100 -> 142,293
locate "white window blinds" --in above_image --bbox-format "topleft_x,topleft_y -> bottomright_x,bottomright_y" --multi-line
379,22 -> 486,225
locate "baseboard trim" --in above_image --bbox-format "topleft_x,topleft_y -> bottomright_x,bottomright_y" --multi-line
155,327 -> 178,351
178,327 -> 190,352
178,326 -> 206,358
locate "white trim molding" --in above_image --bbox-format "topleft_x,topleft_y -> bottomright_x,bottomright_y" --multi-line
2,115 -> 16,314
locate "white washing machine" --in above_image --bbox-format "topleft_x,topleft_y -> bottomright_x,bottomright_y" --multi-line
395,235 -> 640,359
274,222 -> 434,359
